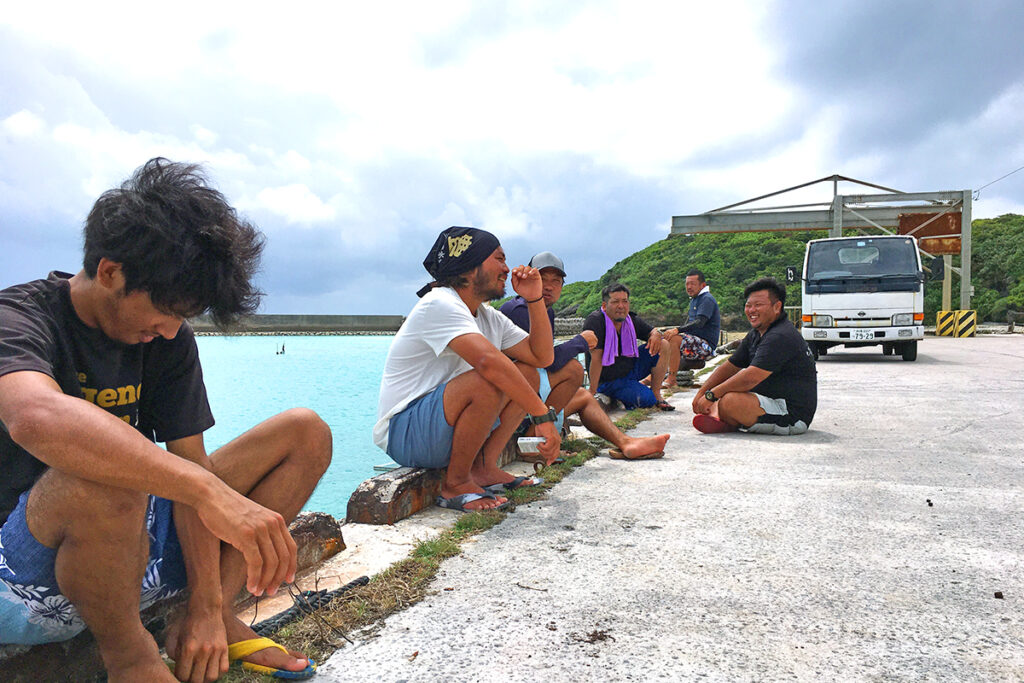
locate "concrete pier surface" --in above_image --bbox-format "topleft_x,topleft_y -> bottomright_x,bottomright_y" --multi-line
318,335 -> 1023,682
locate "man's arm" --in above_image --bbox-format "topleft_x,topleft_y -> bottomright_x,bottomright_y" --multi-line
0,370 -> 294,597
505,266 -> 554,368
588,347 -> 604,395
448,332 -> 560,460
676,314 -> 709,334
503,300 -> 554,368
644,327 -> 663,352
164,433 -> 230,682
549,332 -> 591,372
692,362 -> 771,415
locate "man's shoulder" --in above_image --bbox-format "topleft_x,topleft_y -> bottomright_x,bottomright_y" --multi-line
498,296 -> 526,315
0,274 -> 66,307
766,316 -> 800,341
0,275 -> 69,331
410,287 -> 468,317
582,309 -> 604,328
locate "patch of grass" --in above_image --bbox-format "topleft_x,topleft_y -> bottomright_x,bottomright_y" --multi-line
412,535 -> 460,562
614,406 -> 656,432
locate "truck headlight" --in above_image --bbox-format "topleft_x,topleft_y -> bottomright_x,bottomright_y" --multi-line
812,314 -> 833,327
892,313 -> 913,326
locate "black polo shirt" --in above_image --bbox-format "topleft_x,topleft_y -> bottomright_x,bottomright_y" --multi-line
730,316 -> 817,424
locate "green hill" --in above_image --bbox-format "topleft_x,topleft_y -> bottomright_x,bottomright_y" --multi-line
553,214 -> 1024,329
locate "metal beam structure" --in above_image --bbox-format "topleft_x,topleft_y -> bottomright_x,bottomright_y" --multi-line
670,175 -> 974,309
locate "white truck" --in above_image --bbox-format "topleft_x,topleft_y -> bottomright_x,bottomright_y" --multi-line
799,234 -> 942,361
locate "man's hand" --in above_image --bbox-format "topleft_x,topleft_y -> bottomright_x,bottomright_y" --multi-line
165,604 -> 229,683
195,487 -> 297,597
692,390 -> 713,415
510,265 -> 542,302
644,329 -> 663,351
580,330 -> 598,350
535,420 -> 562,465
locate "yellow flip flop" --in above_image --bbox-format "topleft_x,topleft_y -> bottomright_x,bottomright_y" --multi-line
228,637 -> 317,679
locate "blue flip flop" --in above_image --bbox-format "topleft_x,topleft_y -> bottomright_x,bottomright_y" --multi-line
436,491 -> 510,512
483,476 -> 542,494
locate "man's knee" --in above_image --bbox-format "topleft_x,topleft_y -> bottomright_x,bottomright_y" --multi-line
717,392 -> 761,427
280,407 -> 333,474
550,359 -> 584,388
446,370 -> 504,413
27,472 -> 148,547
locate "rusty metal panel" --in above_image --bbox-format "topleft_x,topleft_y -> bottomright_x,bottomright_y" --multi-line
898,212 -> 961,238
899,213 -> 962,254
919,236 -> 962,255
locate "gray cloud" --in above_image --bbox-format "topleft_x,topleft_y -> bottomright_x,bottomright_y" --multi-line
768,0 -> 1024,152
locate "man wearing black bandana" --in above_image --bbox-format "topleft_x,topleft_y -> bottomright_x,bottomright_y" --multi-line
375,227 -> 561,512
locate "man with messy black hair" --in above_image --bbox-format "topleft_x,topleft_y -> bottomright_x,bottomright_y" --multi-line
0,159 -> 330,682
81,159 -> 264,326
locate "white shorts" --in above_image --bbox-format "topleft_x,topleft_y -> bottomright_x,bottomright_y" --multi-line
743,394 -> 809,436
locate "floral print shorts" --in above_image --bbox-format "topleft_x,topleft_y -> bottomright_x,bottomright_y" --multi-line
0,492 -> 186,645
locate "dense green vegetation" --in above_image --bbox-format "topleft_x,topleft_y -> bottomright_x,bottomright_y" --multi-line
553,214 -> 1024,328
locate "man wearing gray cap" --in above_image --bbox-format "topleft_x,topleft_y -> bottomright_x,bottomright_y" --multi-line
500,253 -> 670,460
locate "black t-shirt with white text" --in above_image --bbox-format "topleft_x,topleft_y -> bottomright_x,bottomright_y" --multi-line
730,316 -> 817,424
0,273 -> 214,524
582,309 -> 655,383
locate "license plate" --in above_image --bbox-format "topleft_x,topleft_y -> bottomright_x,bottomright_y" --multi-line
852,330 -> 875,340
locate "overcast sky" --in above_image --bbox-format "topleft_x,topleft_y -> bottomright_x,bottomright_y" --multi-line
3,1 -> 1022,314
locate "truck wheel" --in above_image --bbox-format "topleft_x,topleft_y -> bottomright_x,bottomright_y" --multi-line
900,341 -> 918,361
810,343 -> 819,360
818,343 -> 828,356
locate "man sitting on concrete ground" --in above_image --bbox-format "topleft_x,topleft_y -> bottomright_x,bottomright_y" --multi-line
663,269 -> 721,387
583,283 -> 675,411
375,227 -> 562,513
691,277 -> 817,435
0,159 -> 331,682
500,253 -> 670,460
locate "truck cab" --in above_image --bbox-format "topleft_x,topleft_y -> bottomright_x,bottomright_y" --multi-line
801,235 -> 927,361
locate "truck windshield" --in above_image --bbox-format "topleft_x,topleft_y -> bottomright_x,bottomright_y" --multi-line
806,238 -> 921,294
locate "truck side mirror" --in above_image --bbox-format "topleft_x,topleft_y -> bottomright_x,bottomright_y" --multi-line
929,256 -> 945,282
785,266 -> 799,283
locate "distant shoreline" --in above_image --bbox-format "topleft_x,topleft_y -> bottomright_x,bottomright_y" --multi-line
194,330 -> 395,336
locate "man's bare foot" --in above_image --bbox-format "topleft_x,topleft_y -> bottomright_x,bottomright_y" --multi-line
224,616 -> 310,673
440,480 -> 508,510
662,379 -> 678,388
619,433 -> 670,459
469,461 -> 522,489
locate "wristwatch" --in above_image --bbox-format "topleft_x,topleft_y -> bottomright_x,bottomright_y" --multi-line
529,407 -> 558,425
704,390 -> 718,402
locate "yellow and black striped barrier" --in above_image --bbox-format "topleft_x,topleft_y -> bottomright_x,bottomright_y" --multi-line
955,309 -> 977,337
936,310 -> 955,336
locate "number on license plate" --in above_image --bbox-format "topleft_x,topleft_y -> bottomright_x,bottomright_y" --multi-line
853,330 -> 874,340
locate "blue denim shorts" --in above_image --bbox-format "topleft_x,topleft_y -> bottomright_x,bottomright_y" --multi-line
387,382 -> 455,469
0,491 -> 186,645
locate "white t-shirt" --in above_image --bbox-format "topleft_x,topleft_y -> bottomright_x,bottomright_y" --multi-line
373,287 -> 528,450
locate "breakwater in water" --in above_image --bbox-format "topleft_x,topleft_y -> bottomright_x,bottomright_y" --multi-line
190,314 -> 405,334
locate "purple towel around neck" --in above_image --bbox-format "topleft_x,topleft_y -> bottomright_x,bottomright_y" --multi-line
602,310 -> 638,366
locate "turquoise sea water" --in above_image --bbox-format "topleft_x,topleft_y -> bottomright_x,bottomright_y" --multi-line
195,335 -> 392,519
